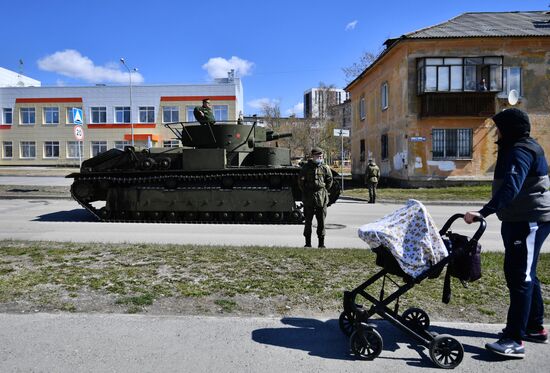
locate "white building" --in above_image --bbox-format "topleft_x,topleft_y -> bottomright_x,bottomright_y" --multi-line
0,68 -> 243,166
303,87 -> 347,118
0,66 -> 41,87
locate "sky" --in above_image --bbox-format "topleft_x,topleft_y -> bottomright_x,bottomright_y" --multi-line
1,0 -> 548,117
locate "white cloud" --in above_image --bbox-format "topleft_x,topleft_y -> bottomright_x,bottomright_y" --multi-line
345,20 -> 358,31
37,49 -> 144,84
248,98 -> 279,110
202,56 -> 254,80
286,102 -> 304,117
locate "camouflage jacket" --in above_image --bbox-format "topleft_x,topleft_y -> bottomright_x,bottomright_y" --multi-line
366,164 -> 380,184
299,160 -> 333,207
193,106 -> 216,125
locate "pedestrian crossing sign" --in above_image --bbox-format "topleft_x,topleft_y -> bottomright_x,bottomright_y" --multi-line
72,108 -> 83,125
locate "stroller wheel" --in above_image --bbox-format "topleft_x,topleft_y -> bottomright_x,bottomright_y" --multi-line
429,334 -> 464,369
402,307 -> 430,331
339,311 -> 355,337
350,328 -> 383,360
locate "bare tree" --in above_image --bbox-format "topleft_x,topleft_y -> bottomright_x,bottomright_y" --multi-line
342,51 -> 378,83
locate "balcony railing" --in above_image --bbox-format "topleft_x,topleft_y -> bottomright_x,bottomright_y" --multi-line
419,92 -> 496,117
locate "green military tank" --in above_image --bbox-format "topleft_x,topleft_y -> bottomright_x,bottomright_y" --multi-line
67,118 -> 340,223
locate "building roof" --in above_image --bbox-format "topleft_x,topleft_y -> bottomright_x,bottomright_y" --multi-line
403,11 -> 550,39
346,11 -> 550,91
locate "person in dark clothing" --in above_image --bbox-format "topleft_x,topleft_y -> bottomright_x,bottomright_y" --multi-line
365,159 -> 380,203
464,108 -> 550,358
299,147 -> 333,248
193,98 -> 216,125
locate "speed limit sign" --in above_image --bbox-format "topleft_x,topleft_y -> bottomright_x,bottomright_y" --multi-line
73,125 -> 84,141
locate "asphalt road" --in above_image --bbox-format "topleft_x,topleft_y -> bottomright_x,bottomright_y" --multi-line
0,313 -> 547,373
0,197 -> 535,252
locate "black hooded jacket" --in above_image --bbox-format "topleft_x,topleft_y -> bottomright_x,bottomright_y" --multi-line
479,109 -> 550,222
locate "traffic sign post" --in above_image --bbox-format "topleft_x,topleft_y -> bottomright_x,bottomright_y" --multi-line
333,129 -> 350,192
73,125 -> 84,168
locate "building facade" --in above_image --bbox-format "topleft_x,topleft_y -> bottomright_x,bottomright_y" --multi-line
346,11 -> 550,186
303,87 -> 347,119
0,73 -> 243,166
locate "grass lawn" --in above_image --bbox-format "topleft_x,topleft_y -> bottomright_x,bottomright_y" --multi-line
344,185 -> 492,201
1,240 -> 547,323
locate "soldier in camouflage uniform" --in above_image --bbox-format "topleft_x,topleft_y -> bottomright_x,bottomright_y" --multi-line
193,98 -> 216,125
365,159 -> 380,203
299,147 -> 333,248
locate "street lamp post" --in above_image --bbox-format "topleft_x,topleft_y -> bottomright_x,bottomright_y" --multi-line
120,58 -> 138,147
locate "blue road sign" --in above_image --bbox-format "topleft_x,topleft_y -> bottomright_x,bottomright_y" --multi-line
72,108 -> 83,125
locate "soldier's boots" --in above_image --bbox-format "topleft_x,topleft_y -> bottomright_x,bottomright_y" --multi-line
304,235 -> 312,248
318,236 -> 326,248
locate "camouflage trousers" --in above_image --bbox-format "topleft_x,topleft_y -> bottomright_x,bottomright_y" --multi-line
303,204 -> 327,238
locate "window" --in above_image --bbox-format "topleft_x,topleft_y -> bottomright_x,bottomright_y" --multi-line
91,141 -> 108,157
163,106 -> 179,123
163,140 -> 180,148
20,108 -> 35,125
114,141 -> 131,150
91,107 -> 107,124
44,141 -> 60,158
3,108 -> 12,124
20,141 -> 36,158
360,139 -> 365,162
67,107 -> 83,124
2,141 -> 13,158
67,141 -> 83,158
359,96 -> 365,120
139,106 -> 155,123
213,105 -> 228,121
187,106 -> 196,122
417,57 -> 503,93
432,128 -> 472,159
501,67 -> 522,97
115,107 -> 131,123
381,134 -> 388,160
44,107 -> 59,124
381,83 -> 388,110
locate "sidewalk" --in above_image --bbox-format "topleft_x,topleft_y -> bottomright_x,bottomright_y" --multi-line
0,313 -> 547,372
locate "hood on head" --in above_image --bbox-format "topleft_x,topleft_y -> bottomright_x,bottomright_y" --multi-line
492,108 -> 530,142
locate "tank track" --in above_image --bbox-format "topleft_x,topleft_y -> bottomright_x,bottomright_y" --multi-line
70,168 -> 304,224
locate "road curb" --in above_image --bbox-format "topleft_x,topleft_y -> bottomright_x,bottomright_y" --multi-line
340,195 -> 485,206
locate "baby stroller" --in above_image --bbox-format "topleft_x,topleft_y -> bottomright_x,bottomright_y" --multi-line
339,200 -> 486,369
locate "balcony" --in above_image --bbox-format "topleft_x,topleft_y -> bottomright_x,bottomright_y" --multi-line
419,92 -> 496,117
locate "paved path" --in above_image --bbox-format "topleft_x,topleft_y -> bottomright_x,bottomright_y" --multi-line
0,313 -> 547,373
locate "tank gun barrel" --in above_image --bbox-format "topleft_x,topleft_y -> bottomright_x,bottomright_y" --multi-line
266,132 -> 292,141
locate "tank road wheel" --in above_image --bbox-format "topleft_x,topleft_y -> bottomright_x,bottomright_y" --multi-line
402,307 -> 430,332
339,311 -> 356,337
150,211 -> 163,221
133,211 -> 145,221
158,157 -> 171,170
72,181 -> 93,201
166,211 -> 178,221
140,158 -> 155,170
200,212 -> 213,222
429,334 -> 464,369
235,212 -> 247,222
184,212 -> 196,221
98,208 -> 110,221
221,176 -> 234,189
117,210 -> 129,220
254,212 -> 265,222
290,210 -> 303,223
220,212 -> 233,221
350,327 -> 383,360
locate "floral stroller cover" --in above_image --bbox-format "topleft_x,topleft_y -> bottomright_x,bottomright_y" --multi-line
358,199 -> 448,278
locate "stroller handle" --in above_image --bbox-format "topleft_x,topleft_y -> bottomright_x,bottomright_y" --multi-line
439,213 -> 487,242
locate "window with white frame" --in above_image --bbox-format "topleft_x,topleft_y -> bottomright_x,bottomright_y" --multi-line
115,107 -> 131,123
213,105 -> 228,121
359,96 -> 365,120
163,140 -> 180,148
91,107 -> 107,124
186,106 -> 195,122
44,107 -> 59,124
67,107 -> 83,124
44,141 -> 60,158
114,141 -> 131,150
2,141 -> 13,158
20,108 -> 35,125
67,141 -> 83,158
500,67 -> 522,97
381,82 -> 389,110
163,106 -> 179,123
3,108 -> 12,124
91,141 -> 108,157
432,128 -> 472,159
139,106 -> 155,123
20,141 -> 36,158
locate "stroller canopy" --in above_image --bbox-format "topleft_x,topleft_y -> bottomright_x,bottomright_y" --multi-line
358,199 -> 448,278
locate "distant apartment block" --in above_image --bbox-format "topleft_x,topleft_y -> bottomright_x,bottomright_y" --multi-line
303,87 -> 347,119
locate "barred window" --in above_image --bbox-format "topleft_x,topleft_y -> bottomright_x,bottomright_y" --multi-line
432,128 -> 472,159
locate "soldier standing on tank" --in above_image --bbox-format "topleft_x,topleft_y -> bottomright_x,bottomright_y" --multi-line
365,159 -> 380,203
193,98 -> 216,125
299,147 -> 333,248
